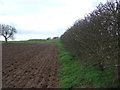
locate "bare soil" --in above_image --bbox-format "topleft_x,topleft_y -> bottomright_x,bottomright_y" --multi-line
2,43 -> 59,88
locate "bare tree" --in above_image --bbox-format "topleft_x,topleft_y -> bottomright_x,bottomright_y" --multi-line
0,24 -> 17,43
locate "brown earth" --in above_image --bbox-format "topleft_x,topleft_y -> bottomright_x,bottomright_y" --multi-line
2,43 -> 59,88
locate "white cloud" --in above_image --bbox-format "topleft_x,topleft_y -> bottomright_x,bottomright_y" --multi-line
0,0 -> 107,40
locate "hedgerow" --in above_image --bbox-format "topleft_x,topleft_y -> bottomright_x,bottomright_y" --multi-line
61,1 -> 120,87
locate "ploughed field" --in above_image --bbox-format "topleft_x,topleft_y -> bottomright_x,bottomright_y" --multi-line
2,43 -> 59,88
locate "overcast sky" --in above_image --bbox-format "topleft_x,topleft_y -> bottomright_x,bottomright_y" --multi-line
0,0 -> 106,41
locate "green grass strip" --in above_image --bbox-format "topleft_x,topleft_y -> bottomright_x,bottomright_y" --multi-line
54,39 -> 118,88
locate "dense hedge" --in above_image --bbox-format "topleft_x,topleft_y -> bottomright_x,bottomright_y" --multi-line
61,1 -> 119,71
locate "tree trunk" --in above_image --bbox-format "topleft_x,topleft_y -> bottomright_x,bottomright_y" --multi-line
5,37 -> 8,43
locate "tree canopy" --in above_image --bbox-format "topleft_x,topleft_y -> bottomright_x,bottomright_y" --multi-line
0,24 -> 17,43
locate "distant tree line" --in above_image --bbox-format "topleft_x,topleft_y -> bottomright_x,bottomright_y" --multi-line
46,37 -> 59,40
61,0 -> 120,86
28,39 -> 46,41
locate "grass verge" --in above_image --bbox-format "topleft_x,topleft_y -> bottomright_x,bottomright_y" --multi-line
54,39 -> 118,88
